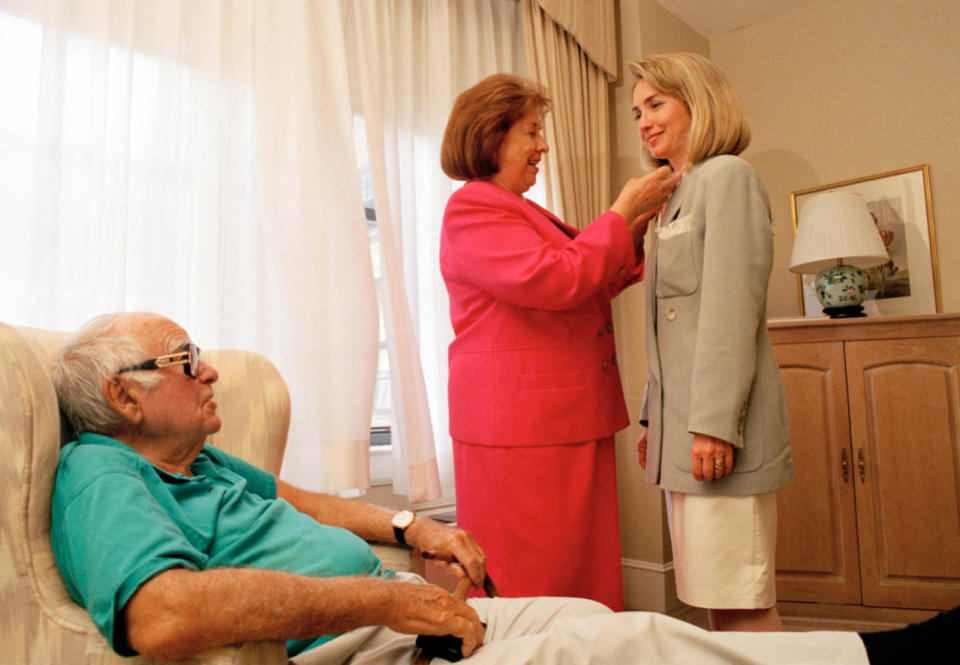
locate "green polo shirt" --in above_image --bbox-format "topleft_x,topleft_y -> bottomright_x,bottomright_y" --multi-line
50,433 -> 383,657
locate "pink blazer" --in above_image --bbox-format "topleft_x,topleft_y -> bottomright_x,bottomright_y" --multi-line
440,180 -> 643,446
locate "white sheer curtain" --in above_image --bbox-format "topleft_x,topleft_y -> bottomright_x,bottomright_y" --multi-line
252,1 -> 379,492
0,0 -> 378,493
343,0 -> 527,503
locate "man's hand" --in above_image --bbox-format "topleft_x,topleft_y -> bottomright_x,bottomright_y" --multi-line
407,519 -> 487,589
381,581 -> 485,658
276,480 -> 488,590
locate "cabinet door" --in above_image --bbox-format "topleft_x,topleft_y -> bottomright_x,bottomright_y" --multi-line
846,336 -> 960,610
773,342 -> 861,604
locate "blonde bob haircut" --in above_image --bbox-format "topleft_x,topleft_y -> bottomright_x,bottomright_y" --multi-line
441,74 -> 550,181
629,52 -> 750,170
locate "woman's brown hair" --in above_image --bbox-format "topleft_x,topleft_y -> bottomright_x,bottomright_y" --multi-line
441,74 -> 550,181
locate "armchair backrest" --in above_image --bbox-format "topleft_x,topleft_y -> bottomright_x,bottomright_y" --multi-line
0,322 -> 290,664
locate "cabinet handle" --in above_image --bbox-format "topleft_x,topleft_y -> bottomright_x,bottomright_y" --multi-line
857,448 -> 866,483
840,449 -> 849,483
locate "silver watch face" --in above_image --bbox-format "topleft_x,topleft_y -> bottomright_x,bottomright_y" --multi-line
392,510 -> 415,529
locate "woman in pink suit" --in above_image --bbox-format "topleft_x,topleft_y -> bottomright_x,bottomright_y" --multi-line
439,74 -> 681,609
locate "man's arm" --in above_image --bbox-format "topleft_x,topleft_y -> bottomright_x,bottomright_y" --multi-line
123,567 -> 484,661
276,480 -> 487,586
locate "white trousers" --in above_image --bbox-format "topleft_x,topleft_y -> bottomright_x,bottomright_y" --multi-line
290,575 -> 867,665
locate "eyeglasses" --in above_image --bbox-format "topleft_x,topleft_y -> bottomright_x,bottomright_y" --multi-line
117,342 -> 201,379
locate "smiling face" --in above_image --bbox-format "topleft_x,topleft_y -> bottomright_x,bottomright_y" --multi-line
490,107 -> 548,196
632,78 -> 692,171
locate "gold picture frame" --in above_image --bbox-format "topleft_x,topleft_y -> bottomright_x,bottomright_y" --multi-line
791,164 -> 941,317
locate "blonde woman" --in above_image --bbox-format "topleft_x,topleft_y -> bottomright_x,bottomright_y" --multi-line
631,53 -> 794,631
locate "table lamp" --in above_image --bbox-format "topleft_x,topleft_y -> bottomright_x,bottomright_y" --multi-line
788,191 -> 890,318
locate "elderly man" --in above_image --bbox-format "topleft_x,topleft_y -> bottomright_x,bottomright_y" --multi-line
49,312 -> 947,665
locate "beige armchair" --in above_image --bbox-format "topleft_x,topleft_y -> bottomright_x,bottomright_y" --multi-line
0,322 -> 406,664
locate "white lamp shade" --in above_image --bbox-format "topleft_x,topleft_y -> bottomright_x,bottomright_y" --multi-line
788,191 -> 890,274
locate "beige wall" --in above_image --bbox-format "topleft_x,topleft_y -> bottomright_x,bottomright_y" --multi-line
610,0 -> 959,611
711,0 -> 960,318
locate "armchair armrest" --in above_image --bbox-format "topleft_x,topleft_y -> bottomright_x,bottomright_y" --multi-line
371,543 -> 414,574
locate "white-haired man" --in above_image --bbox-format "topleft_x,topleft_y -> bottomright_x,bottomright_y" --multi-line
50,312 -> 950,665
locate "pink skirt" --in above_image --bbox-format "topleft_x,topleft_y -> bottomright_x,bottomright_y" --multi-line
453,436 -> 624,610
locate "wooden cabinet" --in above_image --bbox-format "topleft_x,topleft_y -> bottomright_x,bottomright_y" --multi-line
770,313 -> 960,614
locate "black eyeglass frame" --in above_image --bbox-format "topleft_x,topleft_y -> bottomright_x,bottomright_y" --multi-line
117,342 -> 201,378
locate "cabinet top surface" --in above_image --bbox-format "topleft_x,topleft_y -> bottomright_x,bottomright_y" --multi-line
767,312 -> 960,343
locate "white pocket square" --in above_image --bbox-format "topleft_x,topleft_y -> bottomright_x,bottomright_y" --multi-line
655,214 -> 692,239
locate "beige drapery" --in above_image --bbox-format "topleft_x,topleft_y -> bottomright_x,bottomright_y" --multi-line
534,0 -> 618,79
521,0 -> 617,229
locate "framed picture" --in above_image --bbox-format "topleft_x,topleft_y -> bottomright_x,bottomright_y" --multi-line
791,164 -> 941,317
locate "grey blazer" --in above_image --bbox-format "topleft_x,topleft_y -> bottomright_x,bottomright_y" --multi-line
639,155 -> 794,495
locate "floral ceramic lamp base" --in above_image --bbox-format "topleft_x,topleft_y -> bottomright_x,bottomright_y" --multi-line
815,264 -> 867,318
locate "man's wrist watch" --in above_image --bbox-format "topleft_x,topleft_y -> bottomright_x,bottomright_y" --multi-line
392,510 -> 416,545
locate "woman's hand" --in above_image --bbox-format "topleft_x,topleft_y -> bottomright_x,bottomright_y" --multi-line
610,165 -> 683,232
637,429 -> 648,470
627,208 -> 660,247
691,433 -> 735,481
